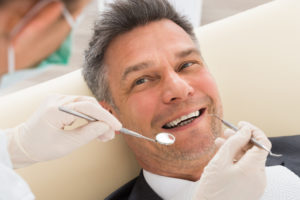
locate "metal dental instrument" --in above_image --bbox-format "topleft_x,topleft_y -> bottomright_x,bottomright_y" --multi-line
58,106 -> 175,145
211,114 -> 282,157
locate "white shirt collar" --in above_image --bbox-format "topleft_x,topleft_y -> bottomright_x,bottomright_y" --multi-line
143,166 -> 300,200
143,169 -> 195,200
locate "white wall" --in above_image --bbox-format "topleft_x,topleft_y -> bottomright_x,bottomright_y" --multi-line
98,0 -> 203,27
168,0 -> 203,27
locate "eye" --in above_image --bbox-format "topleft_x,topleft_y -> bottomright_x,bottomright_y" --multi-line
179,62 -> 194,71
134,77 -> 149,86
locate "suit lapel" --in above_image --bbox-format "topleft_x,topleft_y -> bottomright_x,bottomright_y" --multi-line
266,135 -> 300,177
129,171 -> 162,200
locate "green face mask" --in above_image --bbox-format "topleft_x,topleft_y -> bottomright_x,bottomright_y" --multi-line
0,34 -> 72,90
34,34 -> 72,69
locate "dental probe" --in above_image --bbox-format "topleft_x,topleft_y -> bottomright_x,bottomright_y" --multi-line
58,106 -> 175,145
211,114 -> 282,157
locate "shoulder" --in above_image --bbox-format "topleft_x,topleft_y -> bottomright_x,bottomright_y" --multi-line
268,135 -> 300,148
105,172 -> 162,200
104,177 -> 138,200
266,135 -> 300,177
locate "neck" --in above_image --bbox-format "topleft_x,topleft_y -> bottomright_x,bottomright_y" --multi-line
139,148 -> 216,181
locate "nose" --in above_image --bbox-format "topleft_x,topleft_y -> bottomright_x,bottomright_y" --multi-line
161,72 -> 194,104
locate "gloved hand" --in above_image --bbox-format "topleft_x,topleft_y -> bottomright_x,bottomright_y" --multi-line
5,94 -> 121,168
191,121 -> 272,200
171,121 -> 271,200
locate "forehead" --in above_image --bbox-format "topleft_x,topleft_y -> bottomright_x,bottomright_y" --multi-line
104,19 -> 197,74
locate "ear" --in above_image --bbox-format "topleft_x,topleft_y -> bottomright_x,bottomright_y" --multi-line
99,101 -> 117,116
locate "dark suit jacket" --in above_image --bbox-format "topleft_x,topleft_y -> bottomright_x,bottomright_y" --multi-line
105,172 -> 162,200
266,135 -> 300,176
105,135 -> 300,200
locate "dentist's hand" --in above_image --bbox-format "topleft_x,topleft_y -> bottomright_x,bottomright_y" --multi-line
170,122 -> 271,200
191,121 -> 271,200
5,94 -> 121,168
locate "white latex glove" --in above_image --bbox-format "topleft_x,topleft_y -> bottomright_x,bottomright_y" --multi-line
5,94 -> 121,168
172,121 -> 271,200
192,121 -> 272,200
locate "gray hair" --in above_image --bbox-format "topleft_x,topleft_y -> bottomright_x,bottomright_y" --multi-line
82,0 -> 197,108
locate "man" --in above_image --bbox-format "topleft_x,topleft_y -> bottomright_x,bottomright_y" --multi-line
82,0 -> 300,199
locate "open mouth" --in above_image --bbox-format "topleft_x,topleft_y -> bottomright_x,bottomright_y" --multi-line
162,108 -> 206,129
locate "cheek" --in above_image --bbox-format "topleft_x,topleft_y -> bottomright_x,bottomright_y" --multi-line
125,90 -> 159,127
193,71 -> 220,100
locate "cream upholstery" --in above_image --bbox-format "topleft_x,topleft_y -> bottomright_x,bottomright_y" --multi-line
197,0 -> 300,137
0,71 -> 141,200
0,0 -> 299,199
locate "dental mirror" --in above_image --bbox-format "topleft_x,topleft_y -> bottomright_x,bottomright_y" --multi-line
155,132 -> 176,145
119,127 -> 175,145
58,106 -> 175,145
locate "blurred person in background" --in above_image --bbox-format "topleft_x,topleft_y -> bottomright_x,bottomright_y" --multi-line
0,0 -> 92,89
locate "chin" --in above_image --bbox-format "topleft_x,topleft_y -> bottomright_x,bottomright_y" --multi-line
167,131 -> 216,161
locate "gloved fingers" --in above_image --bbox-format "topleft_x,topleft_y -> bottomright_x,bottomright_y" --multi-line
213,129 -> 236,152
218,125 -> 252,163
56,113 -> 77,129
224,128 -> 253,160
44,94 -> 78,106
31,96 -> 78,129
251,128 -> 272,151
41,95 -> 103,129
47,94 -> 96,107
68,95 -> 98,103
236,145 -> 269,183
64,101 -> 122,130
206,127 -> 252,168
213,137 -> 227,161
69,122 -> 111,144
233,143 -> 253,163
213,129 -> 235,149
238,145 -> 269,169
97,130 -> 115,142
236,122 -> 271,168
215,132 -> 252,164
224,128 -> 235,139
214,137 -> 226,148
57,95 -> 121,130
238,121 -> 260,131
239,121 -> 271,150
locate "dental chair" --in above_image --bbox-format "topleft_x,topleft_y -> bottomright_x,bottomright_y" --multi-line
0,0 -> 299,199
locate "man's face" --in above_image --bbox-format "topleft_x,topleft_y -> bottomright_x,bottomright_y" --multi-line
104,19 -> 223,179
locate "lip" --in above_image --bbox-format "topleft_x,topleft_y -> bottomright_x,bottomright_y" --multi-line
161,106 -> 207,132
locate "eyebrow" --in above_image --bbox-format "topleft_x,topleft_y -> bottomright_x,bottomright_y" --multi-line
121,48 -> 201,81
122,62 -> 153,81
175,48 -> 201,58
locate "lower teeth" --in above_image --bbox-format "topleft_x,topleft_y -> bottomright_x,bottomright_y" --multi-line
178,118 -> 194,126
171,118 -> 195,128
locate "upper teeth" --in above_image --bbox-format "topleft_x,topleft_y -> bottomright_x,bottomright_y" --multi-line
165,110 -> 199,128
